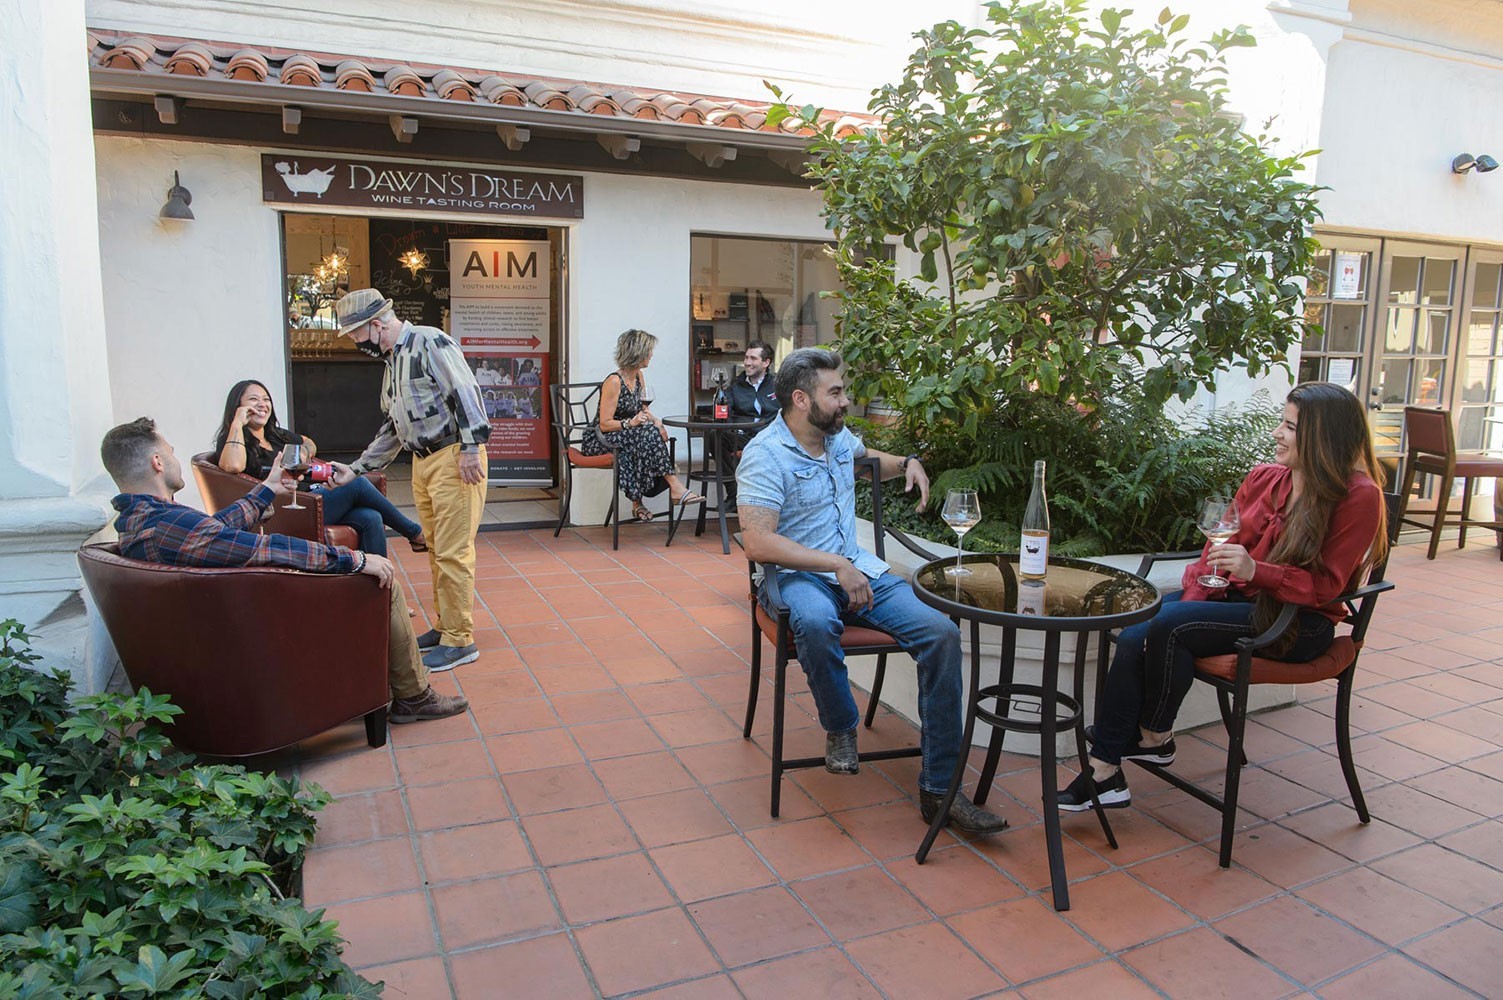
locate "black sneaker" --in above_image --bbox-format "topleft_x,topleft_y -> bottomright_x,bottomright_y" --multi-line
825,729 -> 859,775
1084,725 -> 1176,766
1058,768 -> 1131,812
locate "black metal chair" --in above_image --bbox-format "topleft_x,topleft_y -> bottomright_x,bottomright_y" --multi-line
1122,492 -> 1402,868
740,457 -> 927,816
550,381 -> 680,551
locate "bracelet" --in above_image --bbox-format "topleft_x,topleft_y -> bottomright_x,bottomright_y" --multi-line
354,550 -> 367,572
901,453 -> 920,472
224,441 -> 244,448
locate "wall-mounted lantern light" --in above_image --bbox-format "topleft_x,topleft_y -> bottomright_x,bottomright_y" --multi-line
159,170 -> 195,219
1451,153 -> 1499,174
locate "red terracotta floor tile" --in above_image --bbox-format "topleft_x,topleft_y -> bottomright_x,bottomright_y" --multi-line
468,696 -> 558,737
791,864 -> 931,941
1409,764 -> 1503,818
832,799 -> 966,861
1437,819 -> 1503,869
502,761 -> 608,815
949,895 -> 1103,984
574,907 -> 721,996
616,787 -> 735,848
1120,926 -> 1294,999
690,884 -> 830,967
845,921 -> 1006,999
706,773 -> 824,829
457,667 -> 544,706
746,816 -> 873,881
549,688 -> 638,725
1213,895 -> 1384,986
1371,842 -> 1503,913
1318,953 -> 1476,1000
520,802 -> 638,866
387,709 -> 479,748
649,707 -> 743,748
1223,823 -> 1353,889
732,947 -> 882,999
676,739 -> 774,785
394,738 -> 495,787
1293,867 -> 1464,945
547,851 -> 675,925
303,837 -> 420,905
572,716 -> 668,760
357,956 -> 451,999
404,777 -> 510,832
321,890 -> 437,969
416,819 -> 533,884
1017,959 -> 1163,1000
1276,802 -> 1420,863
431,869 -> 560,950
651,833 -> 778,902
1401,919 -> 1503,998
883,845 -> 1027,916
1059,871 -> 1196,953
1127,846 -> 1280,921
634,974 -> 742,999
965,819 -> 1110,895
1362,782 -> 1488,839
592,750 -> 697,801
532,663 -> 616,695
300,747 -> 398,797
626,678 -> 714,715
484,727 -> 584,773
312,789 -> 409,848
449,932 -> 595,1000
1065,806 -> 1195,867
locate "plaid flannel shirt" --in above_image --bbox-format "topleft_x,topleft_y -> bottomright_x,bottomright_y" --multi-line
350,322 -> 491,474
111,486 -> 356,573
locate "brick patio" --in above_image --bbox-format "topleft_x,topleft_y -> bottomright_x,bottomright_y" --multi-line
290,522 -> 1503,999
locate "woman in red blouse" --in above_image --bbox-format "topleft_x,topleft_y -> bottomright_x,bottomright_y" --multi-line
1060,382 -> 1389,811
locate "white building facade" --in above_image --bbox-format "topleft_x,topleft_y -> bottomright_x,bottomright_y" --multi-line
1,0 -> 1499,691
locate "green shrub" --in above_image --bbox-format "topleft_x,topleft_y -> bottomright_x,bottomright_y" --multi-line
0,620 -> 379,998
857,388 -> 1278,556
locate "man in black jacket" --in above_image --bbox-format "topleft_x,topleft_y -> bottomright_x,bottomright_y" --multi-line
714,340 -> 780,498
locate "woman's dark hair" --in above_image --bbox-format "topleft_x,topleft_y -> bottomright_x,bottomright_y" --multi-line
212,380 -> 299,460
1252,381 -> 1389,645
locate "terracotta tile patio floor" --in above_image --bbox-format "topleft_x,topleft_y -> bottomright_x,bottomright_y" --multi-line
287,522 -> 1503,999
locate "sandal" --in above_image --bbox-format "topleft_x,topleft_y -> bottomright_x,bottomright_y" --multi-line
409,531 -> 428,553
631,502 -> 654,522
671,491 -> 707,507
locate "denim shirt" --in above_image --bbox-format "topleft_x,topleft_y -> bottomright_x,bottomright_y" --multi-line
735,413 -> 889,582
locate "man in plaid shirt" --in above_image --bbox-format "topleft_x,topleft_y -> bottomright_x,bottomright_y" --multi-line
101,417 -> 468,724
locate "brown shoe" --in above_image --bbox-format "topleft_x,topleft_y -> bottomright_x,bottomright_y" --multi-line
390,686 -> 469,724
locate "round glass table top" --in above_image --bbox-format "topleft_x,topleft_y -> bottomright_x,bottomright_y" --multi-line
912,553 -> 1161,631
661,414 -> 766,429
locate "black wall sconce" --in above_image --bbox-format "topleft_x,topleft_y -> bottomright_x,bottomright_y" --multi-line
1451,153 -> 1499,175
159,170 -> 195,220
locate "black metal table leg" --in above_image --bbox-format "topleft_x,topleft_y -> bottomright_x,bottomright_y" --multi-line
1074,631 -> 1117,850
1038,630 -> 1070,911
712,429 -> 731,554
973,625 -> 1017,806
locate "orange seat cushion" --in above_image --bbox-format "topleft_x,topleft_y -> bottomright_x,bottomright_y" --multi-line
1196,636 -> 1360,685
566,446 -> 614,469
755,604 -> 897,648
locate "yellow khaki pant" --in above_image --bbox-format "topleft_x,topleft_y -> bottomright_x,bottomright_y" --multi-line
388,580 -> 429,700
412,443 -> 487,647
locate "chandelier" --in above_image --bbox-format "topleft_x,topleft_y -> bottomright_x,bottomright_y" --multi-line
398,248 -> 430,276
314,246 -> 349,287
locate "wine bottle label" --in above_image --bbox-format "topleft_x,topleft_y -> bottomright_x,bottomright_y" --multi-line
714,403 -> 729,420
1016,580 -> 1046,616
1019,531 -> 1049,576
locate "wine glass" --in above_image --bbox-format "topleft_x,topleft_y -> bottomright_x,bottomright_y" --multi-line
281,442 -> 310,510
1196,496 -> 1241,588
638,379 -> 655,413
941,489 -> 982,576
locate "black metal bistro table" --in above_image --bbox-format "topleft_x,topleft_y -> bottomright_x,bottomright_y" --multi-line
661,414 -> 769,554
911,553 -> 1161,911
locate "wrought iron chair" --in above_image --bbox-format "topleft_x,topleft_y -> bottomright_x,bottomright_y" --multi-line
1396,405 -> 1503,560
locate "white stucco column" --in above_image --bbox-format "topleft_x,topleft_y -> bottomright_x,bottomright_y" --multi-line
0,1 -> 118,691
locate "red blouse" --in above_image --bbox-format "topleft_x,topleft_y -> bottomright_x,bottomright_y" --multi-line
1180,464 -> 1381,621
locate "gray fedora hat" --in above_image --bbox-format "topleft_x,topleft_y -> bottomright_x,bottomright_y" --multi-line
335,288 -> 394,335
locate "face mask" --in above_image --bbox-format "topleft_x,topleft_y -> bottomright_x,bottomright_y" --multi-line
355,339 -> 387,359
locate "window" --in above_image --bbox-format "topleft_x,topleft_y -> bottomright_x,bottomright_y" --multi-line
1460,258 -> 1503,453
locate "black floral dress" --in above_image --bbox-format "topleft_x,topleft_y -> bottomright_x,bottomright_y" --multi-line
582,373 -> 673,500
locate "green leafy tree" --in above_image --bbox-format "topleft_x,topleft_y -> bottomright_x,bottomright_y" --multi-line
771,0 -> 1322,430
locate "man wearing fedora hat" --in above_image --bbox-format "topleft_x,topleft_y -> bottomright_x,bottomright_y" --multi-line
328,288 -> 492,672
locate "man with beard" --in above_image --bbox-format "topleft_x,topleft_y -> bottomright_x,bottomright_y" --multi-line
735,348 -> 1008,835
329,289 -> 491,673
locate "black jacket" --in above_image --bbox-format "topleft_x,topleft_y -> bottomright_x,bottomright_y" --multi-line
730,373 -> 779,420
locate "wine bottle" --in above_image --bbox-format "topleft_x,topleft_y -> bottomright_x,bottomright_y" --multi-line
1019,459 -> 1050,580
712,371 -> 730,422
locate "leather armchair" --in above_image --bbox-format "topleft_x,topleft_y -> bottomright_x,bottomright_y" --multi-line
191,453 -> 388,550
78,544 -> 391,757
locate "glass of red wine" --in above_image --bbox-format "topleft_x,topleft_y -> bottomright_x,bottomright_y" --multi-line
281,442 -> 310,510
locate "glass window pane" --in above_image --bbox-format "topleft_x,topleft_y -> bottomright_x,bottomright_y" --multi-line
1491,364 -> 1503,404
1415,359 -> 1444,405
1422,309 -> 1450,355
1421,258 -> 1455,305
1385,308 -> 1416,352
1463,360 -> 1491,402
1301,302 -> 1324,351
1485,406 -> 1503,451
1371,411 -> 1404,453
1298,356 -> 1322,384
1469,312 -> 1499,356
1389,257 -> 1421,304
1458,407 -> 1483,451
1475,263 -> 1502,308
1327,304 -> 1364,352
1380,359 -> 1412,404
1307,251 -> 1330,298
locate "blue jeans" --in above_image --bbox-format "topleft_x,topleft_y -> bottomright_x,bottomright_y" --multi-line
764,571 -> 963,794
1091,591 -> 1335,766
313,476 -> 422,557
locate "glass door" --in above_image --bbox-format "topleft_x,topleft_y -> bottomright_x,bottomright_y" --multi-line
1457,253 -> 1503,456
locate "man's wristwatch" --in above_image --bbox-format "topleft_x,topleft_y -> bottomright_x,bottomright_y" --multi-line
900,453 -> 920,472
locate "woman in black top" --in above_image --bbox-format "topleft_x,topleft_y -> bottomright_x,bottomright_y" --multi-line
212,379 -> 425,556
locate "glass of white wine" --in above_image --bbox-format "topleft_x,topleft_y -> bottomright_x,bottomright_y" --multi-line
941,489 -> 982,576
1196,496 -> 1240,588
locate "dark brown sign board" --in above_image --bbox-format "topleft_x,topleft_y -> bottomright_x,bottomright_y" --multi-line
262,154 -> 584,219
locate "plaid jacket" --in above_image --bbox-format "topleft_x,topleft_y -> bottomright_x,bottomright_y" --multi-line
350,323 -> 490,474
111,486 -> 356,574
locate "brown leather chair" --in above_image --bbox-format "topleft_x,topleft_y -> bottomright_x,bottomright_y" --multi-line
78,543 -> 391,757
191,453 -> 388,550
1396,406 -> 1503,560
